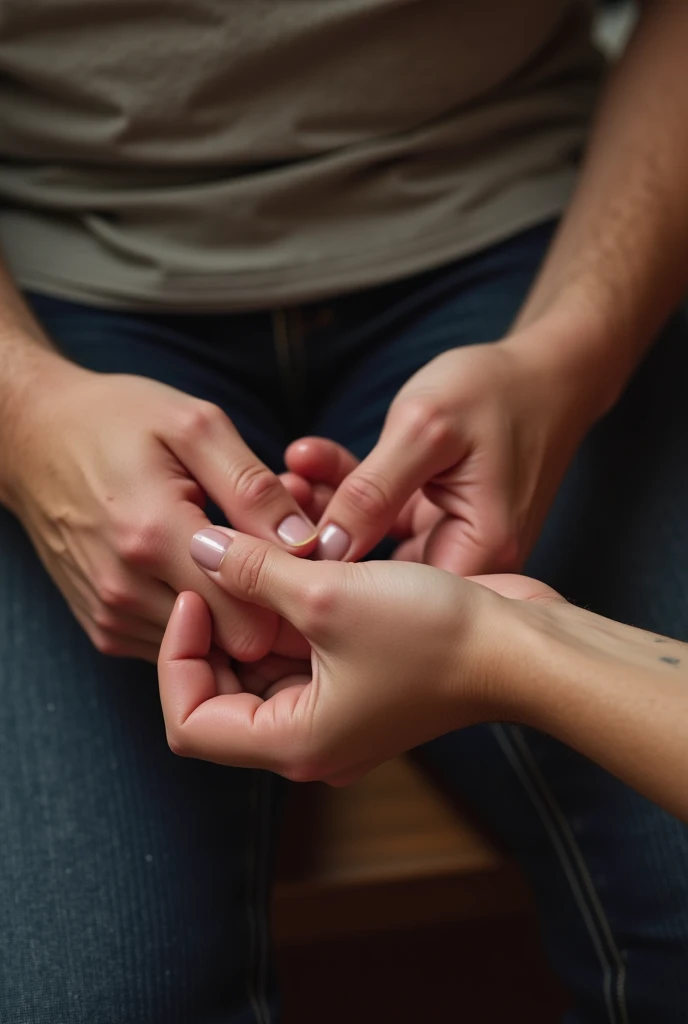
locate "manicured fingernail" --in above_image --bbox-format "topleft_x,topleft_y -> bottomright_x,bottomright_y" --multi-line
276,514 -> 317,548
316,523 -> 351,561
190,528 -> 232,571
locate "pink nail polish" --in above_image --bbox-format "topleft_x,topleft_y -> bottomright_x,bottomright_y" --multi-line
190,528 -> 232,571
316,523 -> 351,561
276,514 -> 317,548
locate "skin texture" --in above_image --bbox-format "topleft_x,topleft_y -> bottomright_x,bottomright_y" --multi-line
159,529 -> 688,821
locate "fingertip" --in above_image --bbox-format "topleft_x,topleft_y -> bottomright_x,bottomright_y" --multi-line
190,526 -> 236,573
314,522 -> 352,561
284,437 -> 326,478
285,434 -> 321,459
285,437 -> 358,486
275,514 -> 318,554
286,437 -> 317,456
161,591 -> 213,663
175,590 -> 208,617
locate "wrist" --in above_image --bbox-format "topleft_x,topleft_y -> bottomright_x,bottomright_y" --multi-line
494,597 -> 602,739
0,342 -> 79,508
502,305 -> 638,423
443,588 -> 539,729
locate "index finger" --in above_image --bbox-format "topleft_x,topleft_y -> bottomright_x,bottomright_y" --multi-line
315,404 -> 462,561
167,401 -> 318,554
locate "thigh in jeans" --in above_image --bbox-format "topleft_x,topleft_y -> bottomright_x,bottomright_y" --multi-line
0,296 -> 286,1024
315,233 -> 688,1022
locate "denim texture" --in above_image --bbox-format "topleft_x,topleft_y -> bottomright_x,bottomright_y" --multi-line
2,220 -> 687,1022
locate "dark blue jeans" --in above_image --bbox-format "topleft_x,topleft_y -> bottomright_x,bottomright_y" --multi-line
2,221 -> 688,1023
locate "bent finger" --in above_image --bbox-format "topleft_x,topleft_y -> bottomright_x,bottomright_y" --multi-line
315,411 -> 460,561
169,404 -> 317,554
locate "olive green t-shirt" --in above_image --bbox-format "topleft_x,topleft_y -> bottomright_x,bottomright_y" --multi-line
0,0 -> 602,311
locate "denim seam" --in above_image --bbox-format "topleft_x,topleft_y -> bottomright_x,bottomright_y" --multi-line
492,724 -> 629,1024
244,773 -> 272,1024
507,725 -> 629,1024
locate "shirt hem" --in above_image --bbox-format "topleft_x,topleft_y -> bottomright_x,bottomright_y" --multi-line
11,201 -> 565,314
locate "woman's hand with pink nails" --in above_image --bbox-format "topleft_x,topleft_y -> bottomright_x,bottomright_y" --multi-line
158,528 -> 530,783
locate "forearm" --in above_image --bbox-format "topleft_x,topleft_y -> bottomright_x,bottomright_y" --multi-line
507,0 -> 688,416
506,600 -> 688,821
0,255 -> 67,507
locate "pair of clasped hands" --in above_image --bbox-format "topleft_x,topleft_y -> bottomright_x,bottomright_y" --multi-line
8,337 -> 587,783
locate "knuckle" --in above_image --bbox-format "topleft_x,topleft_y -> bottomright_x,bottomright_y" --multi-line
89,627 -> 123,657
398,397 -> 454,453
235,544 -> 270,602
115,519 -> 165,568
93,573 -> 136,612
175,399 -> 224,442
299,578 -> 339,631
228,629 -> 271,662
230,462 -> 280,510
91,605 -> 124,634
340,471 -> 390,524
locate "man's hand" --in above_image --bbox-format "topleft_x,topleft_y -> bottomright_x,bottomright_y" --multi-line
159,529 -> 532,784
292,338 -> 596,574
3,358 -> 317,662
289,2 -> 688,578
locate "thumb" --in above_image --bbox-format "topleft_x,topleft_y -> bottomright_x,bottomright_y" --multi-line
189,526 -> 339,636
